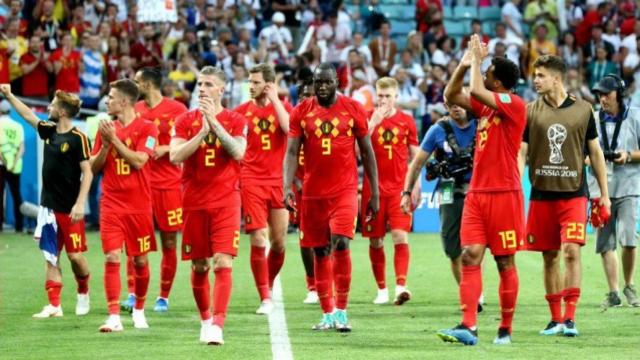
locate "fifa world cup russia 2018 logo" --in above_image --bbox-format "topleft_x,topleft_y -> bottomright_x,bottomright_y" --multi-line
547,124 -> 567,164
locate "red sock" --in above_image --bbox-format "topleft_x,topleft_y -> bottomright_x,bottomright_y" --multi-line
75,274 -> 90,295
45,280 -> 63,307
545,292 -> 563,323
305,276 -> 316,291
314,255 -> 335,313
104,262 -> 121,315
250,246 -> 270,301
369,246 -> 386,289
498,267 -> 519,332
159,247 -> 177,299
394,243 -> 410,286
126,257 -> 135,294
460,265 -> 482,329
213,267 -> 232,328
563,287 -> 581,322
134,263 -> 150,310
333,249 -> 352,310
191,268 -> 211,320
267,249 -> 285,289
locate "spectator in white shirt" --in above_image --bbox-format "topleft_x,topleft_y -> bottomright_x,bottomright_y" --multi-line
390,49 -> 425,84
258,12 -> 293,63
602,19 -> 622,53
394,68 -> 421,117
430,36 -> 456,67
502,0 -> 524,39
340,32 -> 372,65
317,11 -> 352,64
488,22 -> 524,68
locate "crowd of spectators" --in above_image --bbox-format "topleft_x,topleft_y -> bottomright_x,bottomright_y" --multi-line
0,0 -> 639,135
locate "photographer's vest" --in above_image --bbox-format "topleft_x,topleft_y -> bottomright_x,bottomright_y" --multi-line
527,95 -> 592,192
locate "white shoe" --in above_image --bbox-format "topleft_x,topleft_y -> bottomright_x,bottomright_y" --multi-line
75,294 -> 90,316
373,288 -> 389,305
394,286 -> 412,305
256,299 -> 274,315
33,304 -> 63,318
303,291 -> 319,304
209,325 -> 224,345
132,309 -> 149,329
99,315 -> 123,332
200,319 -> 214,343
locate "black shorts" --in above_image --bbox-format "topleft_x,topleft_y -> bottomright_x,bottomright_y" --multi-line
439,195 -> 465,259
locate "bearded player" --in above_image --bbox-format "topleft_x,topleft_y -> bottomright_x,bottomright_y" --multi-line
234,64 -> 293,314
123,67 -> 188,313
283,63 -> 379,332
436,35 -> 525,345
170,66 -> 247,345
364,77 -> 420,306
1,85 -> 92,318
91,79 -> 158,332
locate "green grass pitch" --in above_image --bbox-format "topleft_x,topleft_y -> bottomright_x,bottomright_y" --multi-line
1,231 -> 639,359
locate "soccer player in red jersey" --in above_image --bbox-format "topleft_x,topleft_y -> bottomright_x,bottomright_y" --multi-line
170,66 -> 247,345
519,55 -> 610,337
364,77 -> 420,306
1,85 -> 92,318
284,63 -> 380,332
233,64 -> 293,315
294,80 -> 318,304
91,79 -> 158,332
129,67 -> 188,313
436,35 -> 526,345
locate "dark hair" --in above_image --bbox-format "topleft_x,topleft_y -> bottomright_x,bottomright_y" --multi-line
138,67 -> 163,89
249,63 -> 276,83
533,55 -> 567,75
491,57 -> 520,90
471,19 -> 481,26
495,22 -> 506,30
110,79 -> 140,104
316,62 -> 337,76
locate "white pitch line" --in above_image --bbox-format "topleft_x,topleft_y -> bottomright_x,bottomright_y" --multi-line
268,275 -> 294,360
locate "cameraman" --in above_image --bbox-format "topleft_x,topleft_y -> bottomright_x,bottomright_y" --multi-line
590,75 -> 640,308
402,101 -> 476,289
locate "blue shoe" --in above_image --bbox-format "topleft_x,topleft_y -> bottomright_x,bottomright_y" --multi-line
437,324 -> 478,345
153,297 -> 169,312
334,309 -> 352,333
312,313 -> 335,331
539,321 -> 564,336
493,327 -> 511,345
120,293 -> 135,313
563,320 -> 579,337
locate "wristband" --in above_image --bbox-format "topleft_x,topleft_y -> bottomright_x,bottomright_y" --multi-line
401,191 -> 412,196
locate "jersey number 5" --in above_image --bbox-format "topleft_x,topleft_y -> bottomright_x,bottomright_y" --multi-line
261,134 -> 271,150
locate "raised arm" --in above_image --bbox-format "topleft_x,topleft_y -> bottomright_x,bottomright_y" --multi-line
469,35 -> 498,109
444,50 -> 473,112
100,120 -> 150,170
170,118 -> 209,164
0,84 -> 40,128
266,83 -> 290,133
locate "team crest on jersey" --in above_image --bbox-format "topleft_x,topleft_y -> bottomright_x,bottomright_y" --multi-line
183,244 -> 191,254
204,133 -> 217,145
377,127 -> 399,145
60,142 -> 69,153
258,118 -> 270,131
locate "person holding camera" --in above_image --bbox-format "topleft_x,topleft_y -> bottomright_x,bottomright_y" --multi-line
403,100 -> 475,291
590,75 -> 640,308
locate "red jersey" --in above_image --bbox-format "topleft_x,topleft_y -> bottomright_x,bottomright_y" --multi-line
365,109 -> 418,196
295,146 -> 305,181
0,41 -> 10,83
469,93 -> 526,193
50,49 -> 81,93
173,109 -> 247,210
92,118 -> 158,214
289,95 -> 368,199
135,98 -> 188,190
130,41 -> 162,70
20,52 -> 49,97
234,100 -> 293,186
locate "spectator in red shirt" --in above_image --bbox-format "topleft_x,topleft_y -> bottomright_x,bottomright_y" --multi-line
67,5 -> 91,46
49,32 -> 81,94
461,19 -> 491,51
7,0 -> 28,36
19,35 -> 51,100
130,24 -> 163,70
576,2 -> 611,47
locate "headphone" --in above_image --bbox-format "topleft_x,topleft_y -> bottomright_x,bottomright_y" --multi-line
601,74 -> 626,101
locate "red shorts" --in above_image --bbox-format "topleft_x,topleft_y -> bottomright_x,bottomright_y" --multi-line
300,194 -> 358,248
460,191 -> 525,256
152,188 -> 183,232
526,197 -> 588,251
361,192 -> 412,238
54,212 -> 87,253
182,206 -> 241,260
241,184 -> 285,233
100,212 -> 157,256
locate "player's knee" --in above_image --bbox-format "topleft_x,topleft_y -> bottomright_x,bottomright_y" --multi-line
563,246 -> 580,264
495,255 -> 514,272
133,255 -> 148,267
105,251 -> 120,263
369,237 -> 384,248
460,247 -> 481,266
270,240 -> 286,253
161,233 -> 177,249
192,259 -> 209,273
542,250 -> 560,267
213,253 -> 233,269
331,236 -> 350,251
250,229 -> 268,246
313,245 -> 331,258
391,231 -> 408,245
67,252 -> 83,264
